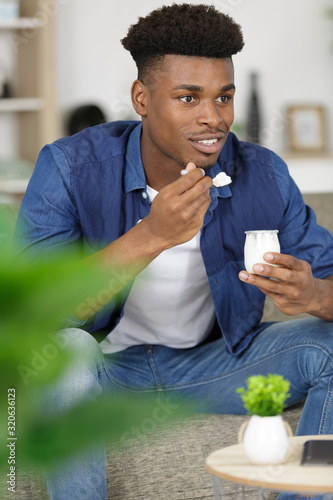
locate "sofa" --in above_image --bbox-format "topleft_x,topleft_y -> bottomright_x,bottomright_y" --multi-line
2,193 -> 332,500
2,407 -> 304,500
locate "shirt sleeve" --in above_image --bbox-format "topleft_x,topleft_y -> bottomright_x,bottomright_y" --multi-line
13,144 -> 87,329
271,151 -> 333,279
13,143 -> 83,260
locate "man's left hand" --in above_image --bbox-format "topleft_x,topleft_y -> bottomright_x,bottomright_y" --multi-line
239,252 -> 318,316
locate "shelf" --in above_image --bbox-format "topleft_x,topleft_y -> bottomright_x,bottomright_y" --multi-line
0,17 -> 42,30
0,178 -> 29,193
0,97 -> 43,112
0,158 -> 33,194
279,151 -> 333,161
0,1 -> 60,165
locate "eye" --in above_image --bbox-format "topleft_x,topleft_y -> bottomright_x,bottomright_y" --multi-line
179,95 -> 195,103
217,95 -> 232,104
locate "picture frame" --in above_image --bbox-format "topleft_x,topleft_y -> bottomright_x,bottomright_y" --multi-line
286,105 -> 326,153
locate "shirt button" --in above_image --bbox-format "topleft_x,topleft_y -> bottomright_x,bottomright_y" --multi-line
142,191 -> 148,200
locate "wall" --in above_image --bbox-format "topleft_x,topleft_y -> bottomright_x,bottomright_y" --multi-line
55,0 -> 333,152
54,0 -> 333,193
0,0 -> 317,194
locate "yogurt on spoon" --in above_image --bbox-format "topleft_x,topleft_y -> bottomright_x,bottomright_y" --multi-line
181,169 -> 232,188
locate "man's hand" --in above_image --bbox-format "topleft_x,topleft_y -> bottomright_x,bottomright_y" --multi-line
141,162 -> 213,251
239,252 -> 333,319
74,162 -> 212,321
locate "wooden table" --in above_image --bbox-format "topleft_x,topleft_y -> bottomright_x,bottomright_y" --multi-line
206,434 -> 333,498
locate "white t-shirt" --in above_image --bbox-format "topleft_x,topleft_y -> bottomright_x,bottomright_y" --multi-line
100,186 -> 216,354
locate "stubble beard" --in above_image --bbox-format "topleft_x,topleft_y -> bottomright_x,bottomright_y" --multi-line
180,154 -> 218,172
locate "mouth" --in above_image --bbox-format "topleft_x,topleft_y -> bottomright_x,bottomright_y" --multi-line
188,134 -> 226,154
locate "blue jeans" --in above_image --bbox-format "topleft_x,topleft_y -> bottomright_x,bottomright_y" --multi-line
41,318 -> 333,500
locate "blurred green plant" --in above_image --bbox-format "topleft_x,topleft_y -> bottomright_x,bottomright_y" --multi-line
230,121 -> 245,140
236,374 -> 291,417
0,211 -> 193,479
326,4 -> 333,49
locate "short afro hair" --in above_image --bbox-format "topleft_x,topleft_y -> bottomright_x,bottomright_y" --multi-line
121,3 -> 244,83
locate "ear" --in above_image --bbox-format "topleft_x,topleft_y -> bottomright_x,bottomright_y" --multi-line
131,80 -> 149,117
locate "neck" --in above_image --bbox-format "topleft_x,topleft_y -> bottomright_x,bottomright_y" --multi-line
140,131 -> 183,191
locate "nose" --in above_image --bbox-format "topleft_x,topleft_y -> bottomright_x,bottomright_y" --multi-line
197,100 -> 223,128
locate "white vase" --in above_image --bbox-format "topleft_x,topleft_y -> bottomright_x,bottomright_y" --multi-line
238,414 -> 292,464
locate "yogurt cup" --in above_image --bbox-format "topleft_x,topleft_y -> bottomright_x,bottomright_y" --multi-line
244,230 -> 280,274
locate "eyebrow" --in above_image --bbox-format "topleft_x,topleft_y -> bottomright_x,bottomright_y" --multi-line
173,83 -> 236,92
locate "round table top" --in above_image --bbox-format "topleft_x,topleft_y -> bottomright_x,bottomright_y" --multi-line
206,434 -> 333,495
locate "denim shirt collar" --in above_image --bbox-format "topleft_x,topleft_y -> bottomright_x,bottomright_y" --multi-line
124,121 -> 233,203
124,122 -> 147,193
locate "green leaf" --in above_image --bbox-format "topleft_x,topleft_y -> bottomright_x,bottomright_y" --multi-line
236,374 -> 291,416
0,211 -> 196,471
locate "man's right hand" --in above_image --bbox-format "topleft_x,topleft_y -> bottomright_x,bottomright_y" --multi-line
142,162 -> 213,251
74,163 -> 212,320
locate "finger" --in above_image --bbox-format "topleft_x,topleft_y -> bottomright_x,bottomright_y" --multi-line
238,272 -> 306,316
184,196 -> 212,230
172,167 -> 206,194
239,271 -> 287,301
174,171 -> 212,198
239,269 -> 280,288
185,161 -> 197,172
180,161 -> 204,175
180,176 -> 213,208
187,188 -> 212,215
158,175 -> 212,222
174,184 -> 212,221
243,260 -> 294,284
263,252 -> 303,271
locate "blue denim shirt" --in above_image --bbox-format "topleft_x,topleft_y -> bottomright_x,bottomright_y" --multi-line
15,121 -> 333,354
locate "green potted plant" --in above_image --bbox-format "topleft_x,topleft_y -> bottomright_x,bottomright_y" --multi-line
0,212 -> 191,489
236,374 -> 292,464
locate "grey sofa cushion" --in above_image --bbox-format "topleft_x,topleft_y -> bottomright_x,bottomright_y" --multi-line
1,404 -> 302,500
106,405 -> 302,500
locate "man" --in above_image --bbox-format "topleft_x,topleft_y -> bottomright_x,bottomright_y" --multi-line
15,4 -> 333,499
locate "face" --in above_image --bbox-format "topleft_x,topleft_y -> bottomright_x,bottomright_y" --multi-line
132,55 -> 235,187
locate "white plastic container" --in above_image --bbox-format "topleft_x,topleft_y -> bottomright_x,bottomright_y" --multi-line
238,414 -> 292,464
244,230 -> 280,274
